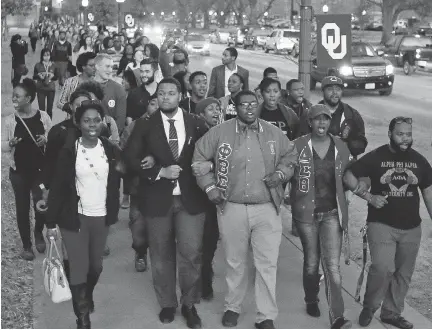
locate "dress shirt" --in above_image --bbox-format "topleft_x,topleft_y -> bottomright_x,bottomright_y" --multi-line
158,108 -> 186,195
224,64 -> 238,96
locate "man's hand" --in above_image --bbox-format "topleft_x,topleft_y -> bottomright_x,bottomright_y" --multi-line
36,135 -> 47,147
263,172 -> 282,188
207,187 -> 225,205
160,165 -> 182,180
369,194 -> 388,209
191,161 -> 213,177
141,156 -> 155,169
8,137 -> 22,148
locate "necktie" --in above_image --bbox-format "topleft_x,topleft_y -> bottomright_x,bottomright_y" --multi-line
168,119 -> 179,160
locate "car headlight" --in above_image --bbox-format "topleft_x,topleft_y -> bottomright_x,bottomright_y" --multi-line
339,65 -> 353,76
203,43 -> 209,50
187,44 -> 192,49
385,64 -> 394,75
153,26 -> 162,34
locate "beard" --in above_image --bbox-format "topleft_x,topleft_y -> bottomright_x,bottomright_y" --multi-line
390,136 -> 413,153
160,106 -> 177,114
143,74 -> 155,86
324,94 -> 340,107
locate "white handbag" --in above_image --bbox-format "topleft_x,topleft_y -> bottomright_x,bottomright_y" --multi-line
42,238 -> 72,303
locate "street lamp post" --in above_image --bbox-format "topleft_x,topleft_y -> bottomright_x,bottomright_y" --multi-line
299,0 -> 312,98
82,0 -> 88,26
116,0 -> 125,32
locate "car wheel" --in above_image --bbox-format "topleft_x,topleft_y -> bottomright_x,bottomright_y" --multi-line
403,60 -> 414,75
265,46 -> 269,53
379,87 -> 393,96
310,77 -> 317,90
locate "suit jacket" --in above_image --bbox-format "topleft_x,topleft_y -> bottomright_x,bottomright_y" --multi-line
123,109 -> 209,217
207,64 -> 249,99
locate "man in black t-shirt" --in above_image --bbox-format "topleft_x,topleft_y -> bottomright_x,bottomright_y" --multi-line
344,117 -> 432,329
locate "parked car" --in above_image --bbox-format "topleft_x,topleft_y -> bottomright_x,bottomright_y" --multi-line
310,41 -> 395,96
380,34 -> 432,74
184,33 -> 210,56
264,29 -> 299,54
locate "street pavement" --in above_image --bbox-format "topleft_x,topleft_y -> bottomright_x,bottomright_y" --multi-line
3,32 -> 429,328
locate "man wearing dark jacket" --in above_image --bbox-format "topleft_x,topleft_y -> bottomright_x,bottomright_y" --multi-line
123,78 -> 209,329
318,75 -> 368,158
51,30 -> 72,87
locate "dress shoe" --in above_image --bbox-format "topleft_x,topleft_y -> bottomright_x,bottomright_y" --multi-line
134,253 -> 147,272
306,302 -> 321,317
255,319 -> 275,329
20,248 -> 35,261
34,231 -> 46,253
181,305 -> 202,329
159,307 -> 176,324
222,310 -> 239,327
358,308 -> 374,327
380,316 -> 413,329
331,317 -> 352,329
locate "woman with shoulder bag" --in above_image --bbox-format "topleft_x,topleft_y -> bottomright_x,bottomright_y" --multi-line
10,34 -> 29,87
45,100 -> 122,329
33,48 -> 58,118
1,79 -> 52,261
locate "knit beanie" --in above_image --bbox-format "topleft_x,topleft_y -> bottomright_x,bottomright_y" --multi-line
195,97 -> 220,115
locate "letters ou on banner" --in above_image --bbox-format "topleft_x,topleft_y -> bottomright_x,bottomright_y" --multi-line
316,14 -> 352,70
124,14 -> 135,28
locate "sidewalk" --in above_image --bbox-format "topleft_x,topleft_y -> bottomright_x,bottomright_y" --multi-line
32,207 -> 432,329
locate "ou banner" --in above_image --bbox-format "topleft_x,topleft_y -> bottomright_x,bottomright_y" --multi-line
316,14 -> 352,69
124,13 -> 135,28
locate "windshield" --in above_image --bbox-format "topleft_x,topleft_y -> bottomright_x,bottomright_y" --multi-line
283,31 -> 300,38
186,35 -> 205,42
351,43 -> 376,57
402,36 -> 432,48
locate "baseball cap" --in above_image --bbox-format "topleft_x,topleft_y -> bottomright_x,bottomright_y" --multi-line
321,75 -> 344,90
308,104 -> 332,119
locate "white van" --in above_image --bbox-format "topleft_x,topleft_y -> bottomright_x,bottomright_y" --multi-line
264,29 -> 300,54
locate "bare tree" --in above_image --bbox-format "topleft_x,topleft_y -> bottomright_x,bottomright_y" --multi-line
366,0 -> 432,44
1,0 -> 33,20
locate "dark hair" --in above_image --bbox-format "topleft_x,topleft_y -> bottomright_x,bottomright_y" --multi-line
173,48 -> 189,63
327,68 -> 338,76
76,52 -> 96,72
103,37 -> 113,49
123,70 -> 138,89
76,81 -> 105,101
189,71 -> 207,84
225,47 -> 238,59
139,58 -> 158,71
234,90 -> 257,106
80,34 -> 92,50
16,78 -> 37,103
113,33 -> 120,39
40,48 -> 52,62
229,72 -> 245,89
263,67 -> 277,78
286,79 -> 301,91
10,34 -> 22,47
69,90 -> 92,104
144,43 -> 160,60
75,100 -> 105,124
157,77 -> 182,94
173,71 -> 189,96
259,77 -> 281,93
389,117 -> 413,133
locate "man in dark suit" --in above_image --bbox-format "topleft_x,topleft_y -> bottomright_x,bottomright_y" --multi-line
123,77 -> 209,329
207,47 -> 249,99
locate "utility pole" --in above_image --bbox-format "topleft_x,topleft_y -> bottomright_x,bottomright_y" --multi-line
298,0 -> 312,99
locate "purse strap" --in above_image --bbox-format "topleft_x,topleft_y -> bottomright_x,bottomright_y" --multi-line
15,112 -> 45,156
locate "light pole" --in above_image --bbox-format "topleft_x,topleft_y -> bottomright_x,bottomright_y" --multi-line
299,0 -> 312,98
116,0 -> 125,32
82,0 -> 88,26
264,11 -> 268,25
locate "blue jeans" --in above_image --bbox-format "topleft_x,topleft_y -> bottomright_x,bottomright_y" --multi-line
295,209 -> 344,324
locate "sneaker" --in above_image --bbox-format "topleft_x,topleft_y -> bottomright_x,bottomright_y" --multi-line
20,248 -> 35,261
255,320 -> 275,329
34,231 -> 46,254
135,253 -> 147,272
331,317 -> 352,329
222,310 -> 239,328
121,195 -> 130,209
380,316 -> 413,329
359,308 -> 374,327
306,302 -> 321,317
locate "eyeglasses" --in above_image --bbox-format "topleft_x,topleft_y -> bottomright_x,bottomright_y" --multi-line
393,117 -> 412,125
238,102 -> 258,109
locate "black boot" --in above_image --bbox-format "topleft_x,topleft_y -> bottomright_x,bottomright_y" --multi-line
86,270 -> 101,314
70,283 -> 91,329
63,260 -> 71,282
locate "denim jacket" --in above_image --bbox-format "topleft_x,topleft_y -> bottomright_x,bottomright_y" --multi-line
290,134 -> 353,263
193,118 -> 298,214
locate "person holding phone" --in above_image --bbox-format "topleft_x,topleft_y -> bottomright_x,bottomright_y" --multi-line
1,79 -> 52,260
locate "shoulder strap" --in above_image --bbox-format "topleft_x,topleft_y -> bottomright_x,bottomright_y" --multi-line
15,112 -> 45,156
